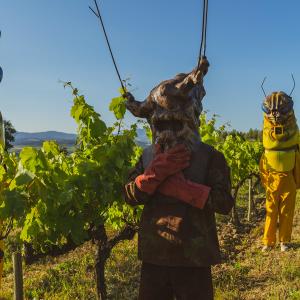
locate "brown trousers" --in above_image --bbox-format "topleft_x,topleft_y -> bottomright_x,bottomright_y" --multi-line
138,263 -> 213,300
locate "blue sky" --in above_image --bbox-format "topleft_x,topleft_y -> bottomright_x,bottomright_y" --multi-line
1,0 -> 300,133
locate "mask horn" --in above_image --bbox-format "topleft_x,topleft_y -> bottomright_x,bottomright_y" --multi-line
261,77 -> 267,98
289,73 -> 295,97
125,98 -> 154,119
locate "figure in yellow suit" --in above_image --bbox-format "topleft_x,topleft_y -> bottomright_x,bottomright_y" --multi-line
260,86 -> 299,252
0,111 -> 5,287
0,32 -> 5,286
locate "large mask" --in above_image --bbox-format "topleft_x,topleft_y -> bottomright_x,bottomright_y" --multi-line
261,91 -> 298,153
262,91 -> 294,125
126,60 -> 209,150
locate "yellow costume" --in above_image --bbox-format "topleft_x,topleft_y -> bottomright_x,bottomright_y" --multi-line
0,111 -> 5,287
260,92 -> 299,246
0,227 -> 3,288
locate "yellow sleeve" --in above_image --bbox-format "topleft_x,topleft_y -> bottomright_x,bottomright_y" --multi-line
0,226 -> 4,288
259,153 -> 269,189
293,147 -> 300,190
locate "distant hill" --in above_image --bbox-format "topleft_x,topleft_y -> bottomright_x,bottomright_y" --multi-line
13,129 -> 150,148
136,128 -> 150,146
14,131 -> 77,147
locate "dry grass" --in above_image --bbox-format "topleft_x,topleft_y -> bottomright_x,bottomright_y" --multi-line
214,194 -> 300,300
0,195 -> 299,299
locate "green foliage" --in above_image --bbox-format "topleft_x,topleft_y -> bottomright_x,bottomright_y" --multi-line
0,149 -> 24,225
70,95 -> 107,147
109,88 -> 127,120
200,113 -> 263,188
0,87 -> 141,250
4,120 -> 16,150
140,121 -> 152,142
0,96 -> 262,252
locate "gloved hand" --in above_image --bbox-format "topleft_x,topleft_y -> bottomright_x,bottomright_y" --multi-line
158,172 -> 211,209
135,144 -> 191,195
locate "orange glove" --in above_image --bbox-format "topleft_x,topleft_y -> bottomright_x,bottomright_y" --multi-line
158,172 -> 211,209
135,144 -> 190,195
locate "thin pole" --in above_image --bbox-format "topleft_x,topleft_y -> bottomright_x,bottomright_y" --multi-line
197,0 -> 209,69
247,178 -> 253,221
202,0 -> 208,57
89,0 -> 125,91
13,252 -> 24,300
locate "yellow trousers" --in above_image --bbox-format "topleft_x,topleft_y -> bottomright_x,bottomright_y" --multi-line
0,220 -> 4,288
262,171 -> 296,246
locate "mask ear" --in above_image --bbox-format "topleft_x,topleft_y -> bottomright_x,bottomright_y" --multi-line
261,103 -> 270,114
280,99 -> 294,114
288,99 -> 294,111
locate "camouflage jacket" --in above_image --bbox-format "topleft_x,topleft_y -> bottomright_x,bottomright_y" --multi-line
124,142 -> 234,267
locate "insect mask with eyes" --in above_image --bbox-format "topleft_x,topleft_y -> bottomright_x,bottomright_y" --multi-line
262,92 -> 294,125
261,78 -> 298,151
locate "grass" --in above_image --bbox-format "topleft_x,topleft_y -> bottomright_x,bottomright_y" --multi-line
0,238 -> 140,300
213,194 -> 300,300
0,194 -> 299,299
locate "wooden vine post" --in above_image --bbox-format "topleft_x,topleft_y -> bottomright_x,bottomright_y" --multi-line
13,252 -> 24,300
247,178 -> 253,221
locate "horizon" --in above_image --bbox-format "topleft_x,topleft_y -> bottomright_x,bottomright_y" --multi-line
1,1 -> 300,133
14,126 -> 264,135
15,130 -> 77,134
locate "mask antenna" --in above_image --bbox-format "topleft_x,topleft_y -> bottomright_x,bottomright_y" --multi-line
289,73 -> 295,96
261,77 -> 267,98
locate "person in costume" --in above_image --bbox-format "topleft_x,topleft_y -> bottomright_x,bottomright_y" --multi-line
260,90 -> 299,252
0,31 -> 4,287
0,111 -> 5,287
123,57 -> 234,300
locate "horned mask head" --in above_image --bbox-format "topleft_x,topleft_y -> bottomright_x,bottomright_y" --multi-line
126,67 -> 208,150
261,76 -> 296,124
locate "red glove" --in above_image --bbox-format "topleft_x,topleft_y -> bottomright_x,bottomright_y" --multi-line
135,144 -> 190,195
158,172 -> 211,209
